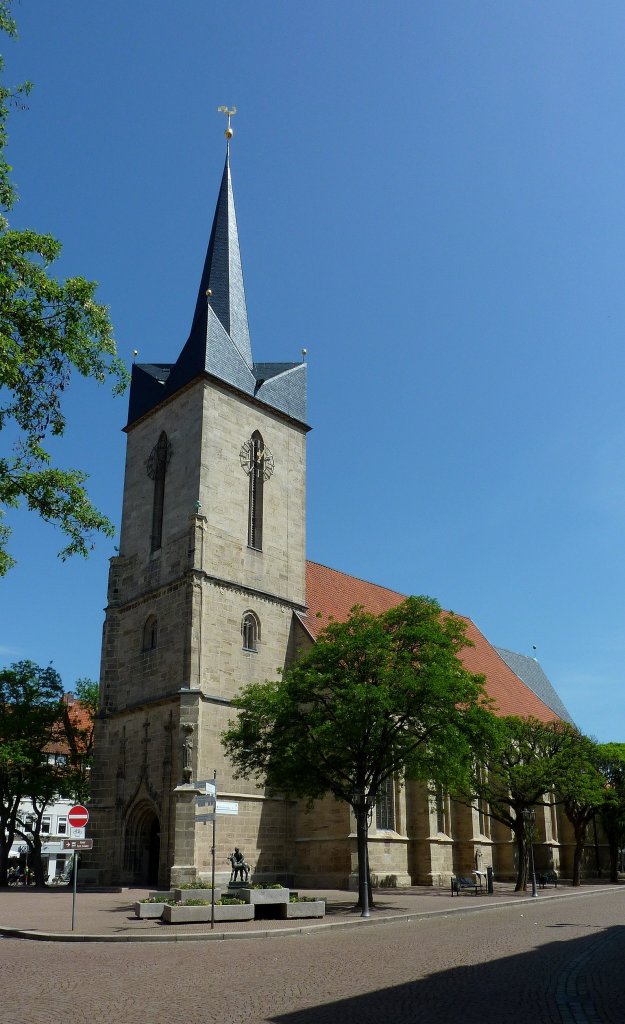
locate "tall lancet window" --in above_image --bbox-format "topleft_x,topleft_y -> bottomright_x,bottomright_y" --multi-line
248,431 -> 265,550
240,431 -> 274,551
147,431 -> 171,553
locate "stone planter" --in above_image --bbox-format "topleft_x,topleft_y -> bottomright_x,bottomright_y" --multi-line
163,902 -> 254,924
279,900 -> 326,920
162,901 -> 212,925
148,890 -> 174,901
213,903 -> 254,922
237,886 -> 290,905
173,887 -> 223,903
134,901 -> 167,919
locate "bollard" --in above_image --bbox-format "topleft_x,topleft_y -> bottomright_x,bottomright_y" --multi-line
487,865 -> 494,894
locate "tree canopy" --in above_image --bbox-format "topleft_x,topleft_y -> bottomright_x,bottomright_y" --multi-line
0,660 -> 97,885
0,659 -> 64,884
223,597 -> 493,910
467,715 -> 582,890
598,742 -> 625,883
0,2 -> 128,575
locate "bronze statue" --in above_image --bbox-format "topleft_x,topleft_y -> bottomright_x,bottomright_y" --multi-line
228,847 -> 250,883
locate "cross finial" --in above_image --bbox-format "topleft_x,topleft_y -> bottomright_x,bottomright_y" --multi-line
217,105 -> 237,140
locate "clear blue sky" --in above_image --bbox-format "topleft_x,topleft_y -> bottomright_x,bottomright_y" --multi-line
2,1 -> 625,741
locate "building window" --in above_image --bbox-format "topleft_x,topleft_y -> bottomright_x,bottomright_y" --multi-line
248,431 -> 265,550
143,615 -> 158,652
147,431 -> 171,553
242,612 -> 260,652
376,776 -> 395,830
41,816 -> 51,835
57,817 -> 67,836
435,784 -> 446,834
550,792 -> 559,842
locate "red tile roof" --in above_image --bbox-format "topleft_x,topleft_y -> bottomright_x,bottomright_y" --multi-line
301,561 -> 559,724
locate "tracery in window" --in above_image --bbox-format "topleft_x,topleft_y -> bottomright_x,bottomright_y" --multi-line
242,611 -> 260,652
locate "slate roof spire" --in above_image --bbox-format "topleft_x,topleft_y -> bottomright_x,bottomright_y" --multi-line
127,115 -> 308,427
186,141 -> 253,370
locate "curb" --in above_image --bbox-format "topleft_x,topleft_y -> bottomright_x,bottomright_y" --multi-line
0,885 -> 620,943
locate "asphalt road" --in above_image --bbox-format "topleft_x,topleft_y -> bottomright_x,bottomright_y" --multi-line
2,888 -> 623,1024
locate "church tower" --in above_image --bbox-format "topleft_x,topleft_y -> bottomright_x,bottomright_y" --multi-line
91,123 -> 309,887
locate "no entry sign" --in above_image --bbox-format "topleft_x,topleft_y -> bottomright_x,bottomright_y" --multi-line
67,805 -> 89,829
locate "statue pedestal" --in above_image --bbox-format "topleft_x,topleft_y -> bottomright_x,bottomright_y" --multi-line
170,783 -> 202,887
227,879 -> 251,891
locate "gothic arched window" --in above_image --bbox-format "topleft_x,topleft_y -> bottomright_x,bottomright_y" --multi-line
241,611 -> 260,652
147,431 -> 171,553
142,615 -> 158,651
376,776 -> 395,831
248,431 -> 265,550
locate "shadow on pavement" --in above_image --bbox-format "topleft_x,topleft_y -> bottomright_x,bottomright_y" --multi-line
268,926 -> 625,1024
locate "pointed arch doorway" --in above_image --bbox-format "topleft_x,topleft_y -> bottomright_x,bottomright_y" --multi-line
124,801 -> 161,886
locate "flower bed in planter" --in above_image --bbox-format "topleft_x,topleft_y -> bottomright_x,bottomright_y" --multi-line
237,886 -> 290,905
279,899 -> 326,920
163,900 -> 254,924
173,886 -> 223,903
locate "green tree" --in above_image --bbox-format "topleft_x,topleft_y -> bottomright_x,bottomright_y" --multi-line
467,716 -> 579,891
223,597 -> 492,914
0,659 -> 63,885
0,3 -> 128,575
555,733 -> 606,886
598,743 -> 625,883
59,678 -> 98,803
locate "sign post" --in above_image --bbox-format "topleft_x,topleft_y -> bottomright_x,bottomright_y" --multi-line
66,805 -> 90,931
195,776 -> 217,929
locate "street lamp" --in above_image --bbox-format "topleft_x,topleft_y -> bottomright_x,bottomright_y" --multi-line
351,787 -> 372,918
522,808 -> 538,898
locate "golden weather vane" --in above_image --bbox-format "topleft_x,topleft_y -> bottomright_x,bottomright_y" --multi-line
217,105 -> 237,140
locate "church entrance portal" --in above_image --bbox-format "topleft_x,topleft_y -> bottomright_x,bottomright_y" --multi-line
124,802 -> 160,886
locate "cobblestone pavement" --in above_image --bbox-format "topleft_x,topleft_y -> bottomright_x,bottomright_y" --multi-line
0,881 -> 613,939
1,886 -> 624,1023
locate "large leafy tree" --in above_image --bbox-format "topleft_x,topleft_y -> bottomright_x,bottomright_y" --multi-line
555,733 -> 607,886
223,597 -> 492,913
0,660 -> 63,885
598,743 -> 625,883
59,677 -> 98,804
467,716 -> 580,891
0,664 -> 97,885
0,3 -> 128,575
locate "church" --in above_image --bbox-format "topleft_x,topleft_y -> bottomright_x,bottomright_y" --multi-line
90,123 -> 578,891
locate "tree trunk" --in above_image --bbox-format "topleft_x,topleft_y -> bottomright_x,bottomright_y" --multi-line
572,831 -> 585,887
514,828 -> 527,891
608,837 -> 619,884
31,835 -> 46,887
355,804 -> 370,915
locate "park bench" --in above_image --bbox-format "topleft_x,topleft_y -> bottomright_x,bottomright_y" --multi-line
537,871 -> 558,889
451,874 -> 483,896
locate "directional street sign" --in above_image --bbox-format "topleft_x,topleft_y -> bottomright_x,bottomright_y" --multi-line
67,805 -> 89,829
63,839 -> 93,850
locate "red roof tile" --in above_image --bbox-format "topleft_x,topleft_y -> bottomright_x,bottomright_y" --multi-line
301,561 -> 559,724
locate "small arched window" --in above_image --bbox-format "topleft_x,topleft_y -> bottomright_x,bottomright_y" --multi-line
143,615 -> 158,652
147,431 -> 171,553
241,611 -> 260,652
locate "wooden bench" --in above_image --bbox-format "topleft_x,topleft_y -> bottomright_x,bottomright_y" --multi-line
537,871 -> 558,889
451,875 -> 482,896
